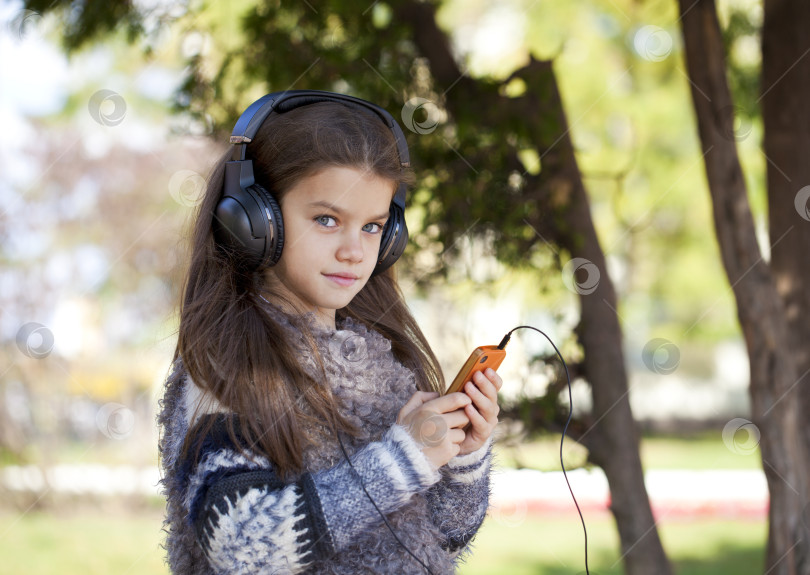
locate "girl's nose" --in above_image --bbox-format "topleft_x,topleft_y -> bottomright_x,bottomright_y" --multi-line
336,231 -> 364,263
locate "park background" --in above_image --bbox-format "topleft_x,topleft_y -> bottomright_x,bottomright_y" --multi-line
1,0 -> 807,573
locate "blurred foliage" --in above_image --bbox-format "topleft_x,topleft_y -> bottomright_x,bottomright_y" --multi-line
193,0 -> 756,343
23,0 -> 145,53
5,0 -> 766,457
19,0 -> 766,341
1,2 -> 226,461
0,511 -> 765,575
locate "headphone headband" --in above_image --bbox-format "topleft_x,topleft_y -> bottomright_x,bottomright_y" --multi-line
229,90 -> 409,209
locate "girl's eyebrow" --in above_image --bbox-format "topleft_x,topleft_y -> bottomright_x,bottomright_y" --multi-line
308,200 -> 389,221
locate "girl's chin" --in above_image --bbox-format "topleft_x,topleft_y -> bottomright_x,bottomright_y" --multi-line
314,294 -> 358,312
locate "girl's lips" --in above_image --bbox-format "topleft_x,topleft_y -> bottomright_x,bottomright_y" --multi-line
324,273 -> 359,287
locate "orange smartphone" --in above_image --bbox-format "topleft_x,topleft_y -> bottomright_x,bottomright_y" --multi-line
444,345 -> 506,395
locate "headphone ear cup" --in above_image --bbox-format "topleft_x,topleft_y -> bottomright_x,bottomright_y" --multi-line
248,184 -> 285,267
214,183 -> 284,271
374,203 -> 408,276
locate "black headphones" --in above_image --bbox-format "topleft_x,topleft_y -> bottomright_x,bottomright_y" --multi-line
213,90 -> 410,276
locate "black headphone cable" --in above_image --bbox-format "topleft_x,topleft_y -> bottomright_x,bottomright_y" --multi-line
337,324 -> 589,575
498,325 -> 590,575
335,431 -> 436,575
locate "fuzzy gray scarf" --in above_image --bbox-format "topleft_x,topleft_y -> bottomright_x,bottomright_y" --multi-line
158,306 -> 461,574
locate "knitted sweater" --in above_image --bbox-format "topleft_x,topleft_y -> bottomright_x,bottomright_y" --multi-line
158,309 -> 492,574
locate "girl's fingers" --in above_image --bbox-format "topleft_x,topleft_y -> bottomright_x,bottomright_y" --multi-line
474,368 -> 503,391
470,372 -> 494,397
397,391 -> 439,422
471,369 -> 500,396
465,379 -> 489,401
485,368 -> 504,391
464,390 -> 498,424
466,378 -> 498,412
449,428 -> 466,445
465,401 -> 488,428
465,377 -> 500,422
443,409 -> 471,429
426,391 -> 472,414
456,370 -> 502,454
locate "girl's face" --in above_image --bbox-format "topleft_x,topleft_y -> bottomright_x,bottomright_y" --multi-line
265,166 -> 395,328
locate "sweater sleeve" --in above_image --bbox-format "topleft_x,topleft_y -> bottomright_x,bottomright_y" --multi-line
425,437 -> 493,557
187,423 -> 441,574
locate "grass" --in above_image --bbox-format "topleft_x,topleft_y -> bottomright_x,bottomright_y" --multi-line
459,513 -> 766,575
639,432 -> 762,470
0,510 -> 765,575
0,432 -> 765,573
0,510 -> 170,575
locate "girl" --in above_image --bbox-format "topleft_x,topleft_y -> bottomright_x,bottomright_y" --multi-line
158,91 -> 501,574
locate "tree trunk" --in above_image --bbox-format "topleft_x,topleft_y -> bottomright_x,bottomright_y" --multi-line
396,3 -> 673,573
678,1 -> 810,572
517,58 -> 674,575
762,0 -> 810,482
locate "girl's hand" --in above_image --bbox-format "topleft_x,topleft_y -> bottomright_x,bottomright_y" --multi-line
397,391 -> 471,469
457,368 -> 502,455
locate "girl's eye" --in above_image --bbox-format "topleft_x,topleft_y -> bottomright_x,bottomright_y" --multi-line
315,215 -> 337,227
363,222 -> 384,234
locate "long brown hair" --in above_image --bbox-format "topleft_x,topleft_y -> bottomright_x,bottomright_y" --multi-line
175,102 -> 443,479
